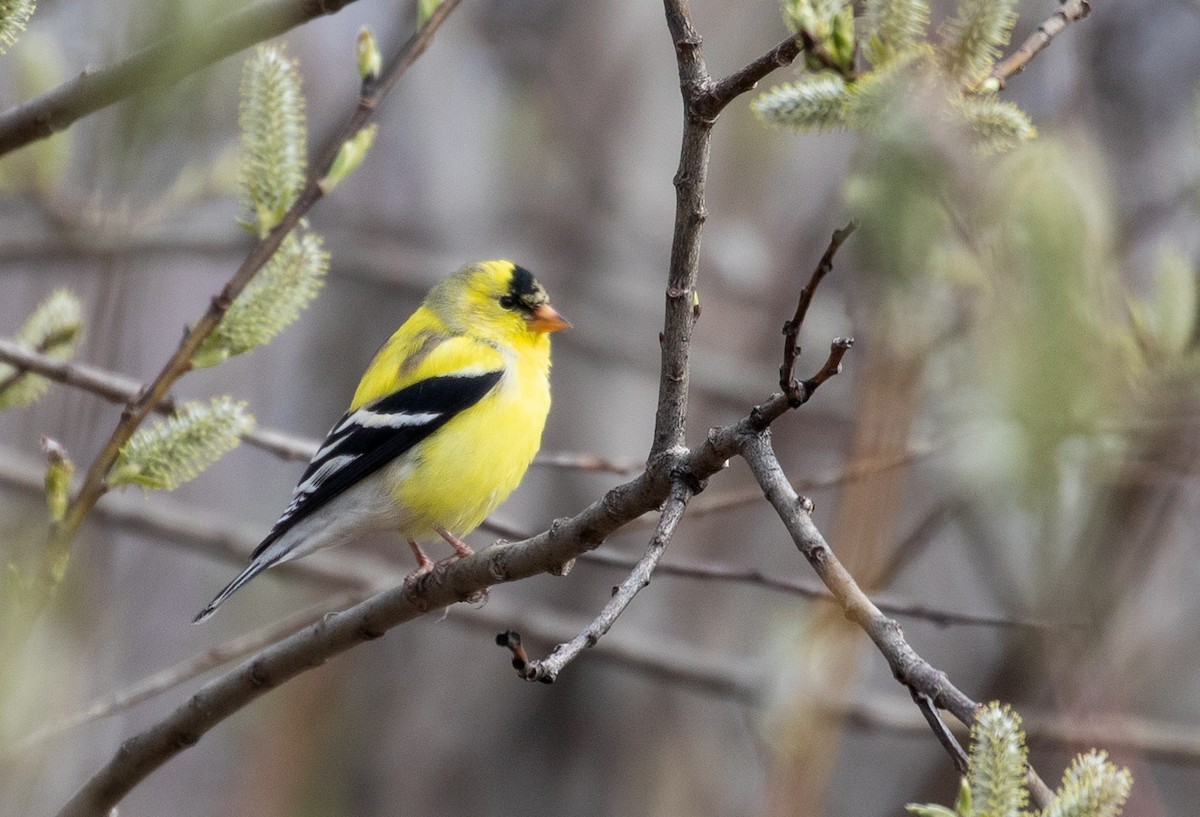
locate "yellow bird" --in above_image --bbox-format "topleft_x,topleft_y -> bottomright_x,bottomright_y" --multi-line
194,260 -> 569,622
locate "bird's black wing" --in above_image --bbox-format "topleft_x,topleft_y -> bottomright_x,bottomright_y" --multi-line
251,370 -> 503,559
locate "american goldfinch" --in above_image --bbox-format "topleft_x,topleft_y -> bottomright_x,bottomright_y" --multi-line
194,260 -> 568,622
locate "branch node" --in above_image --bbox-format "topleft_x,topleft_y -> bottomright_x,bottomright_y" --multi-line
246,659 -> 270,689
549,558 -> 575,577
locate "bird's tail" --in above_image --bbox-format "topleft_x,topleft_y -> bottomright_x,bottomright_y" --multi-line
192,557 -> 276,623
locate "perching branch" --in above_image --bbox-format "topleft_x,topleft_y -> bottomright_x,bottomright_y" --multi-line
694,34 -> 805,119
0,446 -> 1066,639
986,0 -> 1093,90
0,0 -> 367,157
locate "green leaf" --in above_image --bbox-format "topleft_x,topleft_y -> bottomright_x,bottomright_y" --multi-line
110,397 -> 254,491
193,232 -> 329,367
938,0 -> 1018,87
0,289 -> 83,410
752,73 -> 850,132
239,44 -> 308,237
417,0 -> 442,28
356,25 -> 381,81
862,0 -> 930,67
953,776 -> 972,816
42,436 -> 73,523
828,4 -> 856,74
318,124 -> 378,194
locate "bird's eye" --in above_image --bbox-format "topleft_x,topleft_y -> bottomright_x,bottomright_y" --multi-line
499,294 -> 517,309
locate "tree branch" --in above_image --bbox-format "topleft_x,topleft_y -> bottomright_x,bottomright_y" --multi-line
0,446 -> 1067,636
694,34 -> 804,118
579,549 -> 1074,632
652,0 -> 808,457
986,0 -> 1093,90
0,0 -> 367,157
737,431 -> 1055,807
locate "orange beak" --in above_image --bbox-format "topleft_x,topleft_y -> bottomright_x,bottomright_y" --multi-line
526,303 -> 571,333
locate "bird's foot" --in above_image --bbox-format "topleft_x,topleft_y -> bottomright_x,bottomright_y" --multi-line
436,527 -> 475,559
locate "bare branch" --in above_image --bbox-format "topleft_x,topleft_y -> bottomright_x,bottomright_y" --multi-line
696,34 -> 804,118
779,221 -> 856,396
506,486 -> 692,683
0,0 -> 366,157
652,0 -> 712,458
653,0 -> 822,457
579,549 -> 1075,632
986,0 -> 1093,90
738,431 -> 1055,807
912,689 -> 969,773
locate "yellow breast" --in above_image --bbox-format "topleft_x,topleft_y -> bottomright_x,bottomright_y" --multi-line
392,338 -> 551,539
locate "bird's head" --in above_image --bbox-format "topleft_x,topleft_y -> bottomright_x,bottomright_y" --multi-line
431,260 -> 570,345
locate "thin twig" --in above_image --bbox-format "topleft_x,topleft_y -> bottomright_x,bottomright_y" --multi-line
0,337 -> 316,462
507,485 -> 692,683
912,689 -> 968,773
841,696 -> 1200,768
579,549 -> 1075,632
760,337 -> 852,424
0,0 -> 370,157
986,0 -> 1093,90
779,221 -> 856,397
695,34 -> 806,118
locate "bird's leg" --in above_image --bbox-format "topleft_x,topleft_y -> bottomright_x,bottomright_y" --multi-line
408,538 -> 435,571
435,527 -> 474,560
402,538 -> 436,602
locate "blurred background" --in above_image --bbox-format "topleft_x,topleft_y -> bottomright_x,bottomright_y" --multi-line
1,0 -> 1199,815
